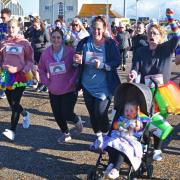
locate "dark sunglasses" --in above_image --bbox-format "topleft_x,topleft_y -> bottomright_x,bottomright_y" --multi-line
72,24 -> 79,27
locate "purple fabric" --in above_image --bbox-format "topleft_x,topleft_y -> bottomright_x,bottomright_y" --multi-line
39,45 -> 79,95
102,130 -> 143,171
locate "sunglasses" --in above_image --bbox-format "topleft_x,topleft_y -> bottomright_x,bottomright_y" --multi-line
72,24 -> 79,27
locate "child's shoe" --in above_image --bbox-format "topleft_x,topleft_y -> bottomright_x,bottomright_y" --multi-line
89,132 -> 104,151
153,149 -> 162,161
104,163 -> 114,175
57,133 -> 72,143
2,129 -> 15,141
108,168 -> 120,179
23,111 -> 30,129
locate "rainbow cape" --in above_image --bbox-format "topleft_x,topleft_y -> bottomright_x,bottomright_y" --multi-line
0,70 -> 33,90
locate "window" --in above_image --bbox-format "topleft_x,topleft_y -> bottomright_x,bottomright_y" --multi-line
66,6 -> 73,11
67,18 -> 73,23
45,6 -> 50,10
59,2 -> 64,17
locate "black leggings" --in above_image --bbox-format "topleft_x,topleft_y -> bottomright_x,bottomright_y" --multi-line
106,146 -> 129,170
49,91 -> 78,133
143,129 -> 163,150
83,88 -> 110,134
5,87 -> 25,132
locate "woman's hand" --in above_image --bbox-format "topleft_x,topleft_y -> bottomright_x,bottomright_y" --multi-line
95,59 -> 101,69
135,120 -> 142,131
127,71 -> 136,82
2,65 -> 17,73
73,53 -> 82,64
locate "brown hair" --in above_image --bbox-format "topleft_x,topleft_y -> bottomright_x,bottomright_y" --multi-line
55,19 -> 63,25
1,8 -> 11,16
51,27 -> 64,40
91,16 -> 107,29
33,17 -> 45,32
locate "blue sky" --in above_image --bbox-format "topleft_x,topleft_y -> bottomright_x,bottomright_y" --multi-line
19,0 -> 39,16
18,0 -> 180,19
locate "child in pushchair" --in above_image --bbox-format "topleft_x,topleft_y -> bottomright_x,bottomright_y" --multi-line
88,82 -> 154,180
102,101 -> 146,179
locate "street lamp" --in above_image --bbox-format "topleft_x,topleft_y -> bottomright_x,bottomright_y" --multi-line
124,0 -> 126,18
136,0 -> 140,22
52,0 -> 54,23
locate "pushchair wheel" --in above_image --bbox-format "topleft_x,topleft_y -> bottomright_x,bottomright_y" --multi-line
147,164 -> 153,178
87,168 -> 104,180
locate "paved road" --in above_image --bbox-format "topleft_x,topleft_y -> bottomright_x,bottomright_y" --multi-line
0,58 -> 179,180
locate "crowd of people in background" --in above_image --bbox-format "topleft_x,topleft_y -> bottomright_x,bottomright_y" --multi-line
0,6 -> 179,180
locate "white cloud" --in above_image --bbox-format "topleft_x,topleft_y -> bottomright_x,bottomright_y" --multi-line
108,0 -> 180,20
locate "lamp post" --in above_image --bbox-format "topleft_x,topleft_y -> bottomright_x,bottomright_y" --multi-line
52,0 -> 54,24
124,0 -> 126,18
106,0 -> 109,20
64,0 -> 66,22
136,0 -> 140,22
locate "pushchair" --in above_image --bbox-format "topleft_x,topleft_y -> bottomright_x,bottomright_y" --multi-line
88,82 -> 155,180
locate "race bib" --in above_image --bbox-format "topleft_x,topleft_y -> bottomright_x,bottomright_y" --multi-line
144,74 -> 164,88
85,51 -> 104,65
6,45 -> 23,54
49,62 -> 66,75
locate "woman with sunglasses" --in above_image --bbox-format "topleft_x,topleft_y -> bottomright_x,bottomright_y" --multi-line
70,18 -> 90,48
128,9 -> 180,161
38,28 -> 83,143
0,19 -> 34,141
73,16 -> 121,150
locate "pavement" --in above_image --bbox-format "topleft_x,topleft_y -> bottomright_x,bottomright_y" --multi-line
0,57 -> 179,180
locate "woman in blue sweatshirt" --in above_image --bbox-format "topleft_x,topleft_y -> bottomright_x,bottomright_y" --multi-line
73,16 -> 121,150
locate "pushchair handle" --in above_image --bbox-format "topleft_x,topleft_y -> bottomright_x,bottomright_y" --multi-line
150,77 -> 158,91
149,77 -> 158,116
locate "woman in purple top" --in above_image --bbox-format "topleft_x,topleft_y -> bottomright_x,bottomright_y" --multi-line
39,28 -> 83,143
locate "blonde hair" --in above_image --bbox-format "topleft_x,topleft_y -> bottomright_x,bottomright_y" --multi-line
147,24 -> 167,43
72,18 -> 85,30
8,19 -> 20,27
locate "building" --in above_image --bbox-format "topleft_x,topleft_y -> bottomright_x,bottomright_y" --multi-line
78,4 -> 122,25
39,0 -> 122,25
0,0 -> 24,17
40,0 -> 82,24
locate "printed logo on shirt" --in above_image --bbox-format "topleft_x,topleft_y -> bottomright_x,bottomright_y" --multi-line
85,51 -> 103,65
6,45 -> 23,54
49,62 -> 66,75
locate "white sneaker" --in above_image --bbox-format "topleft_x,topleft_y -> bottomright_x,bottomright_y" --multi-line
23,112 -> 30,129
108,168 -> 120,179
90,137 -> 103,151
57,133 -> 72,143
153,150 -> 162,161
0,93 -> 6,99
2,129 -> 15,141
104,163 -> 114,175
75,116 -> 83,133
78,89 -> 83,96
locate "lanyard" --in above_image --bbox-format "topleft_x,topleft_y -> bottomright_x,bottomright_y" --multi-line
53,46 -> 64,62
